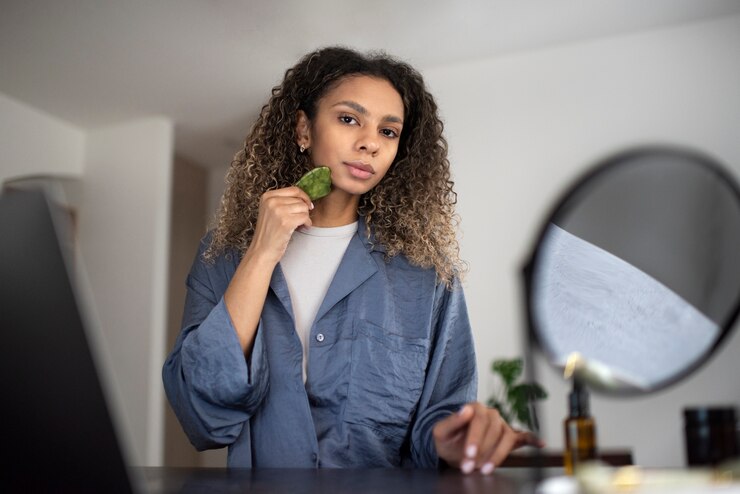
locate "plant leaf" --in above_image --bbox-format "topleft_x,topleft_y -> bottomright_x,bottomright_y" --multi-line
509,383 -> 548,403
508,383 -> 548,429
488,357 -> 548,430
529,383 -> 548,400
492,358 -> 523,388
512,402 -> 532,428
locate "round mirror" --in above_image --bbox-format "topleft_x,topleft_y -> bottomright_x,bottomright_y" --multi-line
525,146 -> 740,394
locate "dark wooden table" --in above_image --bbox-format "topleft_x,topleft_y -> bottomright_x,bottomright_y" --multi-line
130,450 -> 631,493
133,467 -> 545,494
501,448 -> 633,468
131,450 -> 632,493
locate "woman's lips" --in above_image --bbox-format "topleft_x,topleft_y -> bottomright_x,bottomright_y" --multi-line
344,161 -> 375,180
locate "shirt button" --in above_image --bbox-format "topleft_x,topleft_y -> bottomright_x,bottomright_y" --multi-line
316,333 -> 325,342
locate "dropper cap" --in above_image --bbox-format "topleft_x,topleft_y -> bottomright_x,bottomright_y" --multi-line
568,377 -> 590,418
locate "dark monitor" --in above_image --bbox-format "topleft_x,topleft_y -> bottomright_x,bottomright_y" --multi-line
0,189 -> 134,493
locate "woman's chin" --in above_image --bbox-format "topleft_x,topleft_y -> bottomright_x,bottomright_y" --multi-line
331,181 -> 375,197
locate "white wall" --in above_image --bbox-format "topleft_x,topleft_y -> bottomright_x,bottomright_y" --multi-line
207,162 -> 229,228
0,92 -> 85,183
78,118 -> 173,466
425,15 -> 740,467
1,95 -> 174,467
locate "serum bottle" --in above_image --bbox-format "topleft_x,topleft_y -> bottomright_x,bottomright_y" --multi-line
563,377 -> 597,475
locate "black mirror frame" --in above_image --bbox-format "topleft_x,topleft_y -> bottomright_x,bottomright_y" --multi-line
522,144 -> 740,396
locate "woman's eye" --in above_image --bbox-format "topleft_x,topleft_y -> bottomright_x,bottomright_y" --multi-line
339,115 -> 357,125
380,128 -> 399,139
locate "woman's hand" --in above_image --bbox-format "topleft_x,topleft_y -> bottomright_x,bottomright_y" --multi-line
248,186 -> 314,265
432,402 -> 544,475
224,186 -> 313,355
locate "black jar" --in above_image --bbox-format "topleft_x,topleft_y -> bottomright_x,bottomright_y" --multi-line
684,407 -> 738,466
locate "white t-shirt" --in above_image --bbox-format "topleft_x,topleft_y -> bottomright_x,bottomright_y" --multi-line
279,222 -> 358,381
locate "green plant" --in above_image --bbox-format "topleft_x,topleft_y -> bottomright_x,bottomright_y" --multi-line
487,357 -> 547,431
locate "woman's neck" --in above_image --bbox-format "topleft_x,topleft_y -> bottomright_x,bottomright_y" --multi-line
309,190 -> 360,227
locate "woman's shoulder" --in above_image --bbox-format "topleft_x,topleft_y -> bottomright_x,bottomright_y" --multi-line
359,214 -> 463,291
195,229 -> 240,257
188,230 -> 241,281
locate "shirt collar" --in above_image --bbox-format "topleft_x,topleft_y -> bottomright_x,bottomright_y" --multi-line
357,214 -> 387,254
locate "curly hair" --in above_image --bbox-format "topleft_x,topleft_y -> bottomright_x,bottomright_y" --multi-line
206,46 -> 466,287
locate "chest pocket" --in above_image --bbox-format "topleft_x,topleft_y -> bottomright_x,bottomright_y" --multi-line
345,319 -> 429,440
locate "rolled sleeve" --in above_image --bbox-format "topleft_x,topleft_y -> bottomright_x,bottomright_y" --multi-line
181,297 -> 268,410
162,251 -> 269,451
410,283 -> 477,468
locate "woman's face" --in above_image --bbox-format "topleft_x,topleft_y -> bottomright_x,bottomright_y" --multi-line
297,75 -> 404,197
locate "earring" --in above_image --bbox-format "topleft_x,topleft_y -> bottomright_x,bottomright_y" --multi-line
299,144 -> 306,153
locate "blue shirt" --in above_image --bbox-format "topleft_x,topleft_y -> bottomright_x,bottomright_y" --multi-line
162,217 -> 477,468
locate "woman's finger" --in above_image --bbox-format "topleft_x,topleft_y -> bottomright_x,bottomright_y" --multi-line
483,426 -> 518,474
459,404 -> 492,473
513,430 -> 546,449
473,410 -> 505,470
263,186 -> 314,209
260,196 -> 312,228
432,405 -> 474,444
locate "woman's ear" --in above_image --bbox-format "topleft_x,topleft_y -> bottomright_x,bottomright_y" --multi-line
295,110 -> 311,151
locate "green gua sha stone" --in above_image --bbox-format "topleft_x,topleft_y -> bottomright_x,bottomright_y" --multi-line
295,166 -> 332,201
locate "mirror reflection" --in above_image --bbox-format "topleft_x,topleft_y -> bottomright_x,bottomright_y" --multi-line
528,147 -> 740,392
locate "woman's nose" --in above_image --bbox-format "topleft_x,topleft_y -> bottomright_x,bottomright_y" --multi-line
357,131 -> 380,154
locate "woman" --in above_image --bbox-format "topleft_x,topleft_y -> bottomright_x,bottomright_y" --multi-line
163,46 -> 540,473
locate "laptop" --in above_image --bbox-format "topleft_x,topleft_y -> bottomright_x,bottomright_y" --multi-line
0,189 -> 135,493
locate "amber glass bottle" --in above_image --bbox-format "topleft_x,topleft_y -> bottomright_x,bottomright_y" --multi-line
563,378 -> 597,475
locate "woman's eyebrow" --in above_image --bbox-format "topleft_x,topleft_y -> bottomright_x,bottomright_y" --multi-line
332,100 -> 403,124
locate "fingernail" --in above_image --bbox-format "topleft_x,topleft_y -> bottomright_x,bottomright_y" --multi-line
461,459 -> 475,474
466,444 -> 477,458
457,405 -> 468,415
481,462 -> 495,475
310,202 -> 315,210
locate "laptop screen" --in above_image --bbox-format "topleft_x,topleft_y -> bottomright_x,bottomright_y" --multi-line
0,189 -> 133,493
